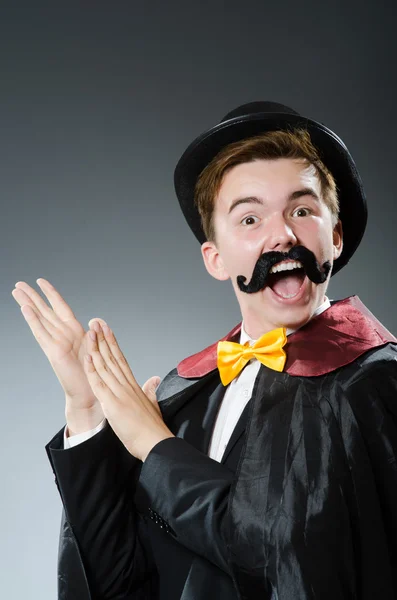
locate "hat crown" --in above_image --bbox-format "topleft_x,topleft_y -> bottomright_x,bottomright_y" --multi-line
221,101 -> 301,123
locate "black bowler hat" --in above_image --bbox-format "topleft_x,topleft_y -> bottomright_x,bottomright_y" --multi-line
174,101 -> 367,276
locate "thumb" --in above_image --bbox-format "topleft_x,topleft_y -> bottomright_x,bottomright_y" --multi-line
142,375 -> 161,404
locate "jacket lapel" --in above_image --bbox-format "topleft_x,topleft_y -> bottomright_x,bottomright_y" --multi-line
200,382 -> 227,455
156,364 -> 252,463
158,369 -> 227,455
221,400 -> 251,464
158,369 -> 218,420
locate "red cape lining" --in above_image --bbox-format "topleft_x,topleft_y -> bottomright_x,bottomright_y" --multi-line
177,296 -> 396,378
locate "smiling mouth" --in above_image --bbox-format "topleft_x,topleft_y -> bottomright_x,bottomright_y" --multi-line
266,266 -> 306,299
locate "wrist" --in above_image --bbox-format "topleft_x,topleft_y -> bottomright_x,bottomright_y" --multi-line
65,401 -> 104,436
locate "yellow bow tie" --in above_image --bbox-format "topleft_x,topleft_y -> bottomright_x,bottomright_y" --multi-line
217,327 -> 287,386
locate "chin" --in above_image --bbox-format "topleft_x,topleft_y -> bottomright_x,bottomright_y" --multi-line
275,310 -> 313,332
265,292 -> 321,331
270,292 -> 324,332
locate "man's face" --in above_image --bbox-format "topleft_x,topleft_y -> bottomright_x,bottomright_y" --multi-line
201,157 -> 343,337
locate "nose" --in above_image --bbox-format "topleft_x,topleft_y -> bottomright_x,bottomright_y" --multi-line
263,213 -> 297,252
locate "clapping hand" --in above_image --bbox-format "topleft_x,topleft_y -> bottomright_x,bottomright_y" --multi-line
12,278 -> 172,457
12,278 -> 106,434
84,320 -> 174,461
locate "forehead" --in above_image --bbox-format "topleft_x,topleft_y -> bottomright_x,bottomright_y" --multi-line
215,157 -> 321,207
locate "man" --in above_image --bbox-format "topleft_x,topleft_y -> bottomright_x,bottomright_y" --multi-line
13,102 -> 397,599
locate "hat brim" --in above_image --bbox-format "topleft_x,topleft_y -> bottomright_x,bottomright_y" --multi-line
174,112 -> 367,276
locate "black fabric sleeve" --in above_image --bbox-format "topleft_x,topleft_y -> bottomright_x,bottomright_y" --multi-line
138,436 -> 235,574
46,422 -> 158,599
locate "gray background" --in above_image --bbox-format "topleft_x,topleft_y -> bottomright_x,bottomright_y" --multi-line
1,1 -> 396,597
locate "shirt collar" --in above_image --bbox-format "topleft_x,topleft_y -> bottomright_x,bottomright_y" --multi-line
240,296 -> 331,345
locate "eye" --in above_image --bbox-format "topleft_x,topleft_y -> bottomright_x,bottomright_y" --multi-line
293,207 -> 312,217
241,215 -> 260,225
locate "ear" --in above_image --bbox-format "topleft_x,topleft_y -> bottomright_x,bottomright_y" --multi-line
332,219 -> 343,260
201,241 -> 230,281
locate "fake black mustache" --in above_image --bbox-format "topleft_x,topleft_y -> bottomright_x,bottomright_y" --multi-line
236,245 -> 331,294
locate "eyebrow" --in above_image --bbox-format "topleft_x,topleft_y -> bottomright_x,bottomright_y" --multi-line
227,187 -> 320,214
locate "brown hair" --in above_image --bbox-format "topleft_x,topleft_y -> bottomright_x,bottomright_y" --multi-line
194,128 -> 339,242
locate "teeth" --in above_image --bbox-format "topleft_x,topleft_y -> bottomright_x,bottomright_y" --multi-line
279,292 -> 299,299
269,260 -> 303,274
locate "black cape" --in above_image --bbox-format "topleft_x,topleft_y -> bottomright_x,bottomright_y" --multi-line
141,296 -> 397,598
46,296 -> 397,599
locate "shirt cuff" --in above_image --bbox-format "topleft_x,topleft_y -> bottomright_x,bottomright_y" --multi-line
63,419 -> 107,449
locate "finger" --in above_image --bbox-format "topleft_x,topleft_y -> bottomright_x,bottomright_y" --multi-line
97,322 -> 139,389
142,376 -> 161,414
36,278 -> 77,322
87,329 -> 125,397
87,323 -> 130,386
14,281 -> 66,328
19,304 -> 56,351
83,352 -> 114,405
13,288 -> 63,338
142,376 -> 161,401
88,317 -> 109,329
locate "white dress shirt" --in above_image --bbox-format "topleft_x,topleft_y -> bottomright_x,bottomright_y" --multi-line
64,296 -> 331,458
208,296 -> 331,461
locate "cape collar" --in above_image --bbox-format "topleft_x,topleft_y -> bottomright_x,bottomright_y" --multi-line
177,296 -> 397,379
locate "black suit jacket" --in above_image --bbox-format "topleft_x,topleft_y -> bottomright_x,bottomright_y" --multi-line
46,301 -> 397,600
47,369 -> 254,599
